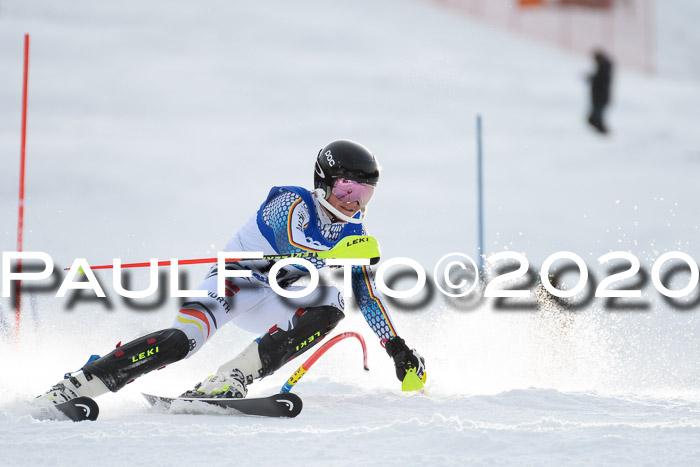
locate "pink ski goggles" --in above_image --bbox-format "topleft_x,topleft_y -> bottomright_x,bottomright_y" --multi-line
332,178 -> 375,207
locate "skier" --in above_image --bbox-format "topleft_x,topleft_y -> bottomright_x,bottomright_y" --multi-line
35,139 -> 426,408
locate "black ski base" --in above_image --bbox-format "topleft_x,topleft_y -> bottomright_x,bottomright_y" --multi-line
55,396 -> 100,422
142,392 -> 302,418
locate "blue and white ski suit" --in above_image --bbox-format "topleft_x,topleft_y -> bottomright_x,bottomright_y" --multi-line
172,186 -> 397,356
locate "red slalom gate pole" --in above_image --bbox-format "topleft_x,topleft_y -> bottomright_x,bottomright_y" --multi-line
280,332 -> 369,393
15,33 -> 30,340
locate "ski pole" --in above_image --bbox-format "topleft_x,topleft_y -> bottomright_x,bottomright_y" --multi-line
280,331 -> 368,393
66,235 -> 380,270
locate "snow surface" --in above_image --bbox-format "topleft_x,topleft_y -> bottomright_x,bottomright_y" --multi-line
2,0 -> 700,465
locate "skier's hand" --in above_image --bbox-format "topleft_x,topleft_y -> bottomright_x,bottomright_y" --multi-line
385,336 -> 426,383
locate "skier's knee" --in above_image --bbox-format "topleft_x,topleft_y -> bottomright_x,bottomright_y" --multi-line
83,328 -> 190,392
258,305 -> 344,377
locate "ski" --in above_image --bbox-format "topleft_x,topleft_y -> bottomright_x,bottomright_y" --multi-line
142,392 -> 303,418
55,396 -> 100,422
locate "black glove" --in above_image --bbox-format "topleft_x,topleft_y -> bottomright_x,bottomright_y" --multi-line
385,336 -> 425,382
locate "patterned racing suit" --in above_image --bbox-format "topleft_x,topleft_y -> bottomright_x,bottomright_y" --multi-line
172,186 -> 398,357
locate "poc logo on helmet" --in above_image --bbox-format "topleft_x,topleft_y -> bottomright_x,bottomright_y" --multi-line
324,150 -> 335,167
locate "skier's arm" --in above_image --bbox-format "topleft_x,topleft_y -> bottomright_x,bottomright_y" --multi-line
351,264 -> 397,341
351,265 -> 426,383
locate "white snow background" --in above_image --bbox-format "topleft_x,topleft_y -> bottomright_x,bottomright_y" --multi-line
1,0 -> 700,465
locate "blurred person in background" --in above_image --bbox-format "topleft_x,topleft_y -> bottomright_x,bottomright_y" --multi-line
587,49 -> 613,134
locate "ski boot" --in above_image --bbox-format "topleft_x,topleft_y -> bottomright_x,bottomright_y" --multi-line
183,305 -> 344,398
181,369 -> 248,399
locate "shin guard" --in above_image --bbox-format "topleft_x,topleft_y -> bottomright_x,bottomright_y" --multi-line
258,305 -> 344,377
83,328 -> 190,392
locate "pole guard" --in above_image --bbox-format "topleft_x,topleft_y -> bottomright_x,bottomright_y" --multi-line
280,332 -> 368,393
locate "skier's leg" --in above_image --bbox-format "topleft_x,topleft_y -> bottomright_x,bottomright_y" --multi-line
34,270 -> 237,407
170,274 -> 275,357
82,327 -> 191,392
185,284 -> 345,398
34,327 -> 191,407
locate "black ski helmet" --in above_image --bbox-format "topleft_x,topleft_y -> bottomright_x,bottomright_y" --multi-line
314,140 -> 380,198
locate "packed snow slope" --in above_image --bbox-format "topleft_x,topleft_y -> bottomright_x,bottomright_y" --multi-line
1,0 -> 700,465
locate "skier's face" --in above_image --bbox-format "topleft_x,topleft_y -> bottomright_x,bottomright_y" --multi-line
327,193 -> 361,218
331,178 -> 375,207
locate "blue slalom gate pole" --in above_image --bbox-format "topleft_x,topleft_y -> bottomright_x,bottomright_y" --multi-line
476,115 -> 484,272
